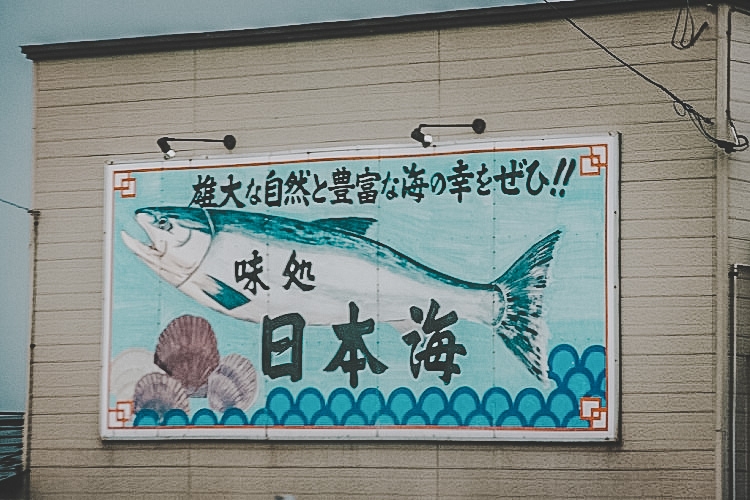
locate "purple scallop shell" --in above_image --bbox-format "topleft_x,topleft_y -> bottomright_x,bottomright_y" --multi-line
133,372 -> 190,417
154,315 -> 220,397
207,354 -> 258,412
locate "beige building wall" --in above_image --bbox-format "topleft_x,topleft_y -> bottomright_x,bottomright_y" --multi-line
728,8 -> 750,499
25,5 -> 750,498
729,9 -> 750,264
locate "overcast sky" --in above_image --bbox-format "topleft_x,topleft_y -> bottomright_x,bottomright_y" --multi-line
0,0 -> 555,411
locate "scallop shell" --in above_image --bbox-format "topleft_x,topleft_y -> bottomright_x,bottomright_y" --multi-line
133,372 -> 190,417
207,354 -> 258,412
109,348 -> 164,403
154,315 -> 220,397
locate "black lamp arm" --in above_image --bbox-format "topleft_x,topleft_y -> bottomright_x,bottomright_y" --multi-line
157,134 -> 236,152
416,119 -> 486,135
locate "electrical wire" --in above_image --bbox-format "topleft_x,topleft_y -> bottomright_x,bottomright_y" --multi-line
671,0 -> 709,49
0,196 -> 32,213
541,0 -> 748,153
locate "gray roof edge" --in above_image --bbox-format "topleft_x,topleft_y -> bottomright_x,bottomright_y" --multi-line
21,0 -> 718,61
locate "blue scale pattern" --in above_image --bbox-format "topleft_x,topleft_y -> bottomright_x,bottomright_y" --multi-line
133,343 -> 606,428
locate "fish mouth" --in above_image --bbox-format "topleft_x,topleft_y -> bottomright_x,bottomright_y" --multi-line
121,230 -> 167,259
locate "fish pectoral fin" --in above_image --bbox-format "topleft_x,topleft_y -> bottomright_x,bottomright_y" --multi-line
313,217 -> 377,236
202,275 -> 251,310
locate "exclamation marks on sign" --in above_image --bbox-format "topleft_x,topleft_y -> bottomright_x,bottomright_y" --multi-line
550,158 -> 576,197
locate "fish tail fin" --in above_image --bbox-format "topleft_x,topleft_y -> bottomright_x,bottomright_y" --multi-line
492,230 -> 562,383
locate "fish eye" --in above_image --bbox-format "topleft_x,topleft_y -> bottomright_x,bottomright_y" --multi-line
156,216 -> 173,231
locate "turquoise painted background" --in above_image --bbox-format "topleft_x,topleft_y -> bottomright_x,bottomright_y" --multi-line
106,140 -> 612,435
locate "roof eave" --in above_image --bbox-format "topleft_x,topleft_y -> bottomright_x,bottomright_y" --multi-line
21,0 -> 717,61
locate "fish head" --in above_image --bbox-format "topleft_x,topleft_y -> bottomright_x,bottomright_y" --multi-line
121,206 -> 213,286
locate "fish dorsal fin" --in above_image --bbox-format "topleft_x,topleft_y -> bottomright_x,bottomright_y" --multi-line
313,217 -> 376,236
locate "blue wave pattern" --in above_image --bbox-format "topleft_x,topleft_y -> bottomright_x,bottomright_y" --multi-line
133,343 -> 606,428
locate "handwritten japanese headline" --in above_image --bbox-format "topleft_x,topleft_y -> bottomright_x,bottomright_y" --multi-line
188,156 -> 577,209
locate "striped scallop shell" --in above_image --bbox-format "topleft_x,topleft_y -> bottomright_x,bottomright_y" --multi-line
133,372 -> 190,417
109,348 -> 164,403
207,354 -> 258,412
154,315 -> 220,397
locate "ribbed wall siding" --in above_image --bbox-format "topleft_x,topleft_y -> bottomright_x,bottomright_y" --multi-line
728,10 -> 750,264
27,6 -> 733,498
728,8 -> 750,500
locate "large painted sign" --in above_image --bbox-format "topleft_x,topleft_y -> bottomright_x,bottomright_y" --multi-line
101,135 -> 619,441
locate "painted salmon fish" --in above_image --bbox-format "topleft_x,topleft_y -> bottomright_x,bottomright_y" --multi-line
121,207 -> 561,381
